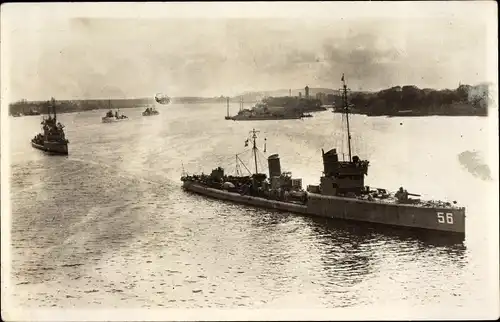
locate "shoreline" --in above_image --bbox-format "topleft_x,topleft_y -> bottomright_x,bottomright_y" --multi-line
9,103 -> 490,118
332,111 -> 489,117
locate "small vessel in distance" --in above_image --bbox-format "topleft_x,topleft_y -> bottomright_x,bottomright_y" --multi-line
101,100 -> 128,123
142,106 -> 159,116
24,108 -> 41,116
181,74 -> 466,237
31,97 -> 69,155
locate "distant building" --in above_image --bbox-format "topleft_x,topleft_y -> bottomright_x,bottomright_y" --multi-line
305,86 -> 310,98
326,94 -> 335,104
299,92 -> 302,98
316,92 -> 326,104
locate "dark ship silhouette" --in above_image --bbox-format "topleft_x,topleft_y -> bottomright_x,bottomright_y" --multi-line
225,95 -> 307,121
31,98 -> 69,155
181,75 -> 466,237
143,106 -> 159,116
225,86 -> 324,121
101,100 -> 128,123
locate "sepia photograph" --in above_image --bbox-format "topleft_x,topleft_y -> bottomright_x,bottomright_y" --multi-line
1,1 -> 498,321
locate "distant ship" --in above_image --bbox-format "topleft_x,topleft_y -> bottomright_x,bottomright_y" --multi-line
225,97 -> 307,121
142,106 -> 159,116
263,87 -> 327,114
182,75 -> 465,237
31,98 -> 69,155
11,109 -> 40,117
24,108 -> 41,116
101,100 -> 128,123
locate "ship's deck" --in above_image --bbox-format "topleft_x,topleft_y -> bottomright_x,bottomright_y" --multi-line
310,192 -> 463,210
183,179 -> 463,210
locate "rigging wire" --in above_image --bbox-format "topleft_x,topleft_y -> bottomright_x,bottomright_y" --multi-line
191,129 -> 271,177
256,149 -> 267,175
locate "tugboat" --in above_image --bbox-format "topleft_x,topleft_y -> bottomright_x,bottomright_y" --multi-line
101,100 -> 128,123
181,74 -> 466,237
31,98 -> 69,155
142,106 -> 159,116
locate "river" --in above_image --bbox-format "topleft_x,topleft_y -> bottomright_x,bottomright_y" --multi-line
4,103 -> 499,319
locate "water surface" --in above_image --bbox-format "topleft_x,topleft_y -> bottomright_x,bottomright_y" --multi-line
7,103 -> 498,314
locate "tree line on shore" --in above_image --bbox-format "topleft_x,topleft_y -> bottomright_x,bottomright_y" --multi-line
9,98 -> 155,115
8,96 -> 232,115
328,83 -> 490,116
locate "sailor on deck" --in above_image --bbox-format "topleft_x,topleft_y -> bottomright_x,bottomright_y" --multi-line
395,187 -> 409,201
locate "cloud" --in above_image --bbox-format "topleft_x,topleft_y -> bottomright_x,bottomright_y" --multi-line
5,17 -> 491,100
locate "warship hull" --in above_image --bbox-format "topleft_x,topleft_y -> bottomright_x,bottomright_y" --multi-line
182,180 -> 465,236
31,140 -> 68,155
102,117 -> 127,123
102,117 -> 115,123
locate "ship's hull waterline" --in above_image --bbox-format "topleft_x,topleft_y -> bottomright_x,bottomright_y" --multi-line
182,180 -> 466,237
31,140 -> 68,155
102,117 -> 128,123
229,115 -> 304,121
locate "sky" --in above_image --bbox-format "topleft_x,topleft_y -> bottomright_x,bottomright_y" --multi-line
1,2 -> 497,101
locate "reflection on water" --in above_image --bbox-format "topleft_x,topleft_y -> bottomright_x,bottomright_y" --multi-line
8,104 -> 496,311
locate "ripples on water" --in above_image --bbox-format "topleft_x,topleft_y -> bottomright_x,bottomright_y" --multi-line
6,104 -> 498,312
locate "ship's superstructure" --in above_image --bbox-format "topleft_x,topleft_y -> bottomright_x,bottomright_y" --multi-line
311,75 -> 370,196
142,106 -> 159,116
31,98 -> 69,155
225,97 -> 307,121
102,100 -> 128,123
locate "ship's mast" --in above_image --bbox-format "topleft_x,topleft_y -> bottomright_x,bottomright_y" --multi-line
341,74 -> 352,162
52,97 -> 57,121
251,128 -> 259,174
226,97 -> 230,117
46,100 -> 51,120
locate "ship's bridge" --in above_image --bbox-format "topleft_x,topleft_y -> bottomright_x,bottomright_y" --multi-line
320,148 -> 369,195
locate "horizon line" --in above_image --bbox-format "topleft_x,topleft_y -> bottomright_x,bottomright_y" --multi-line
7,81 -> 492,103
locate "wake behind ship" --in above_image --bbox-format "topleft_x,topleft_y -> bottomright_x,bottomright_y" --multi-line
181,75 -> 466,237
31,98 -> 69,155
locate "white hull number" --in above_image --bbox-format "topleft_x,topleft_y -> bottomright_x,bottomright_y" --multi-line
437,212 -> 454,224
